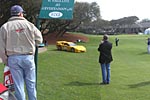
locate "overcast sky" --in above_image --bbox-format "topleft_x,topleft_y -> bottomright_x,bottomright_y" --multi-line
75,0 -> 150,21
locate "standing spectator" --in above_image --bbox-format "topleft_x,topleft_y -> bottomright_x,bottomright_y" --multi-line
0,5 -> 43,100
98,34 -> 113,84
115,37 -> 119,46
44,40 -> 48,47
147,38 -> 150,54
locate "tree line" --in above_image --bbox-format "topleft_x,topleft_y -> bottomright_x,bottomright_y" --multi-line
1,0 -> 148,35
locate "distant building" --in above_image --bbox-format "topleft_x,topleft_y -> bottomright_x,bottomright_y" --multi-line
114,22 -> 150,34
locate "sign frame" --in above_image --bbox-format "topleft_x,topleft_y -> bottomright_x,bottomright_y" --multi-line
39,0 -> 75,19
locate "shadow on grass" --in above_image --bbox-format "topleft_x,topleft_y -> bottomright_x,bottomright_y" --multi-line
50,49 -> 58,51
128,81 -> 150,88
138,52 -> 149,55
50,49 -> 74,53
64,81 -> 100,86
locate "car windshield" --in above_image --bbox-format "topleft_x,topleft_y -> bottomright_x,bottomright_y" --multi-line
69,43 -> 76,46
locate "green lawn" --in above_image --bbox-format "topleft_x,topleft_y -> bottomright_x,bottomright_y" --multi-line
0,34 -> 150,100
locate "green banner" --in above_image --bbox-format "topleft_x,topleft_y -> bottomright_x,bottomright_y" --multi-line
39,0 -> 75,19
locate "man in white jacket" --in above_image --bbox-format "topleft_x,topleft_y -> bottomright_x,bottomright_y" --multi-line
0,5 -> 43,100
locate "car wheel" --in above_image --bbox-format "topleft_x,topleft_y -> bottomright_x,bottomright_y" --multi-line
57,46 -> 62,50
71,48 -> 75,52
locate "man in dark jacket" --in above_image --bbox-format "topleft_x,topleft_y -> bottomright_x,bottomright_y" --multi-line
98,34 -> 113,84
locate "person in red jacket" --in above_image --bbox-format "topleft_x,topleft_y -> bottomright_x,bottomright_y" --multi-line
98,34 -> 113,84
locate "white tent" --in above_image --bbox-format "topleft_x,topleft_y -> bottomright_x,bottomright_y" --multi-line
144,28 -> 150,34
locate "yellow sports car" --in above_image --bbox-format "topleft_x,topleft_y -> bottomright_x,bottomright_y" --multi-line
56,41 -> 86,53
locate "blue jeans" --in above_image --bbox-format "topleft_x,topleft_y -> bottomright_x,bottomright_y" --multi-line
8,55 -> 37,100
100,63 -> 111,83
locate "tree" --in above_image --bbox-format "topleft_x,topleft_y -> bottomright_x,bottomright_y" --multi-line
74,2 -> 101,26
110,16 -> 139,27
41,1 -> 101,36
74,2 -> 102,34
0,0 -> 13,26
140,18 -> 150,23
0,0 -> 42,26
108,16 -> 140,34
0,1 -> 101,36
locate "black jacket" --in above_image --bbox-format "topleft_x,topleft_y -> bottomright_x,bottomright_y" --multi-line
98,41 -> 113,64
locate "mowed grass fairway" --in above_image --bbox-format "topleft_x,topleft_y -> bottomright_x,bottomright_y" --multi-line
0,34 -> 150,100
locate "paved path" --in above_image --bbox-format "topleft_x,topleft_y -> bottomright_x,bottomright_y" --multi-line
38,47 -> 47,53
0,47 -> 47,63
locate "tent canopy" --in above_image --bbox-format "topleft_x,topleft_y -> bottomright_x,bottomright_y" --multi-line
144,28 -> 150,34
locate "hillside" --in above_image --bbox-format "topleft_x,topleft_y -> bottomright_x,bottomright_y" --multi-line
43,33 -> 89,45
